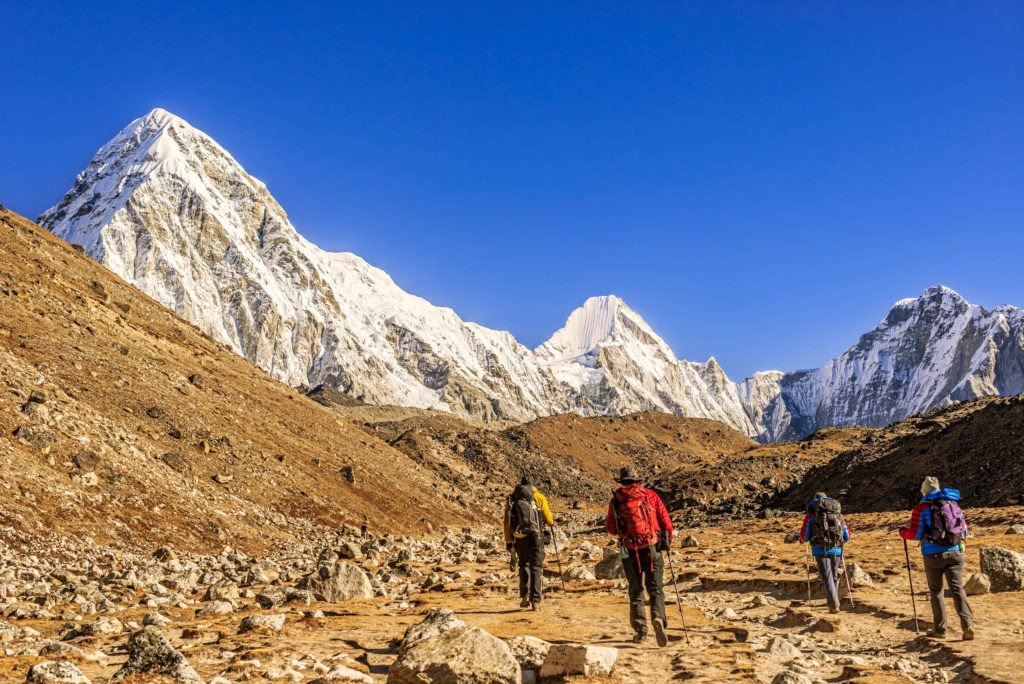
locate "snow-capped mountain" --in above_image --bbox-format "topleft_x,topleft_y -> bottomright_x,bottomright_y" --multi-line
39,110 -> 1024,440
39,109 -> 754,429
746,286 -> 1024,441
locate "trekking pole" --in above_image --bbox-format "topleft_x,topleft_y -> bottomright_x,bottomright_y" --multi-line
550,524 -> 568,595
902,538 -> 920,633
804,544 -> 813,602
840,553 -> 855,608
664,542 -> 692,646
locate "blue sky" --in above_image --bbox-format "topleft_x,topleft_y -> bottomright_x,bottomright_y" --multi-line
2,2 -> 1022,378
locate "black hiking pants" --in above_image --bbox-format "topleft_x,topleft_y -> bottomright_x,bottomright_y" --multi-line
923,551 -> 973,633
514,533 -> 545,603
622,546 -> 666,635
815,555 -> 841,610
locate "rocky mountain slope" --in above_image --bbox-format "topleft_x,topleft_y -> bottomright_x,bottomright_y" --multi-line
776,393 -> 1024,512
0,206 -> 483,553
749,286 -> 1024,441
39,109 -> 753,430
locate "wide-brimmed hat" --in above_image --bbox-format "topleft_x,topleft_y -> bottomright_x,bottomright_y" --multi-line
615,466 -> 641,484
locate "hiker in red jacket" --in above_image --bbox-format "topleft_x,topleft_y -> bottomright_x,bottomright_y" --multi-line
606,466 -> 674,646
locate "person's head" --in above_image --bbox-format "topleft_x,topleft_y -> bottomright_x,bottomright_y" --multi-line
520,475 -> 533,487
616,466 -> 641,485
920,476 -> 941,496
814,491 -> 827,500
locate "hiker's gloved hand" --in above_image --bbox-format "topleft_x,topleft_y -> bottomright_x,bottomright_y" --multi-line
506,543 -> 514,552
656,531 -> 670,552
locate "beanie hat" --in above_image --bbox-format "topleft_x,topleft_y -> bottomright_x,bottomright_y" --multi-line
920,476 -> 941,496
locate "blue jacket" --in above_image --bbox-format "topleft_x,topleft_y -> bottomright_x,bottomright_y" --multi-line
900,488 -> 967,556
800,497 -> 851,557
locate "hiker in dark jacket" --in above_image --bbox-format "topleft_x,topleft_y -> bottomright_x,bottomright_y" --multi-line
605,467 -> 674,647
799,492 -> 851,613
503,476 -> 555,609
900,476 -> 974,640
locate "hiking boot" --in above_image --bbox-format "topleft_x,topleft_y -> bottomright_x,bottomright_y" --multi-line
829,606 -> 840,614
632,630 -> 648,644
519,598 -> 531,608
962,627 -> 975,641
530,601 -> 538,611
926,629 -> 947,639
652,618 -> 668,647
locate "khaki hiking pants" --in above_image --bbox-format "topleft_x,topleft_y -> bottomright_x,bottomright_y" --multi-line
923,551 -> 973,633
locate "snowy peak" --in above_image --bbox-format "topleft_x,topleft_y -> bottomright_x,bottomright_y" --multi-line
536,295 -> 623,363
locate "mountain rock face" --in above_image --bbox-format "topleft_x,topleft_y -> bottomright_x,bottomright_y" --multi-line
747,286 -> 1024,441
39,109 -> 753,429
39,110 -> 1024,439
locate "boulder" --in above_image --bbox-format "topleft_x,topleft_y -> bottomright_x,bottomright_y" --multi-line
26,661 -> 91,684
506,635 -> 550,671
112,627 -> 203,683
594,551 -> 625,580
764,636 -> 801,660
772,673 -> 812,684
388,626 -> 520,684
398,608 -> 466,655
965,573 -> 991,596
539,644 -> 618,678
844,563 -> 873,587
979,547 -> 1024,592
310,665 -> 374,683
301,561 -> 374,603
563,565 -> 596,581
679,534 -> 700,548
239,614 -> 286,633
1006,525 -> 1024,535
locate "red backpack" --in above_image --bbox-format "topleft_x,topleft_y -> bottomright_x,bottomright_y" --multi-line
612,485 -> 660,550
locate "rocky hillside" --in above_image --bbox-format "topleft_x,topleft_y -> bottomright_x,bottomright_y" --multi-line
0,207 -> 482,554
776,393 -> 1024,512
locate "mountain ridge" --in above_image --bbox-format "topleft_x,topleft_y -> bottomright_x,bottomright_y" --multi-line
38,109 -> 1024,440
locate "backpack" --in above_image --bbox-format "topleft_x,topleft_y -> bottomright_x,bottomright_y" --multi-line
925,499 -> 968,546
811,498 -> 846,549
508,485 -> 541,538
612,486 -> 660,551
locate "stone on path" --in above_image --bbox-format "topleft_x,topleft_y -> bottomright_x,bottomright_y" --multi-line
594,550 -> 625,580
239,613 -> 286,633
388,625 -> 520,684
300,560 -> 374,602
965,572 -> 991,596
26,661 -> 91,684
539,644 -> 618,678
979,547 -> 1024,592
397,608 -> 466,655
112,627 -> 203,683
506,635 -> 551,672
310,665 -> 374,683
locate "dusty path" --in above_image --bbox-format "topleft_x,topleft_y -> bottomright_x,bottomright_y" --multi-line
2,508 -> 1021,683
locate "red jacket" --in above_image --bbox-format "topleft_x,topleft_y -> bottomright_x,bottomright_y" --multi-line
605,484 -> 673,546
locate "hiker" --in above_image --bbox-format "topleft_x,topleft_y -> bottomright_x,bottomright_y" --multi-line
503,475 -> 555,609
900,476 -> 974,640
799,492 -> 851,613
606,467 -> 674,647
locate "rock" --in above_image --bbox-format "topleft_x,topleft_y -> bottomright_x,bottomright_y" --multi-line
679,534 -> 700,548
310,665 -> 374,683
965,572 -> 991,596
544,527 -> 569,552
594,551 -> 625,580
772,673 -> 812,684
764,636 -> 802,660
301,560 -> 374,603
26,661 -> 91,684
239,614 -> 286,633
341,465 -> 356,484
143,613 -> 173,627
783,531 -> 801,544
112,627 -> 203,683
75,617 -> 123,637
213,473 -> 233,485
197,600 -> 234,616
398,608 -> 466,655
337,542 -> 361,560
388,626 -> 520,684
845,563 -> 874,587
563,565 -> 596,581
71,451 -> 100,472
0,618 -> 24,643
539,644 -> 618,677
506,635 -> 550,671
1006,525 -> 1024,535
979,547 -> 1024,592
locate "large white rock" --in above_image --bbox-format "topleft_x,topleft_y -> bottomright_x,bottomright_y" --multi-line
397,608 -> 467,656
979,547 -> 1024,592
301,560 -> 374,603
388,626 -> 521,684
26,661 -> 91,684
539,644 -> 618,677
310,665 -> 374,683
505,635 -> 551,672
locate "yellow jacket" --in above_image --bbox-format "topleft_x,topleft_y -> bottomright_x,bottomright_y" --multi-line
503,487 -> 555,543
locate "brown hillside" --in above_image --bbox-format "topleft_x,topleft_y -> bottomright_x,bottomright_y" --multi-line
777,394 -> 1024,511
0,207 -> 481,554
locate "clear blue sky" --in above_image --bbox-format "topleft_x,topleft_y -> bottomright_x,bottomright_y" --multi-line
3,3 -> 1022,378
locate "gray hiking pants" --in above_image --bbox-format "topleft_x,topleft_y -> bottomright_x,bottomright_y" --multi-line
622,546 -> 666,635
815,555 -> 841,610
923,551 -> 973,633
514,533 -> 545,603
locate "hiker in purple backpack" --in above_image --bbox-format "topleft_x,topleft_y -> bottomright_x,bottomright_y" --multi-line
899,476 -> 975,640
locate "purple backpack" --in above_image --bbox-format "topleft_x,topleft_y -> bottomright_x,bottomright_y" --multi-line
925,499 -> 968,546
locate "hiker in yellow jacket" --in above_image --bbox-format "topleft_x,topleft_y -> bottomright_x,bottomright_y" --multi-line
503,476 -> 555,609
